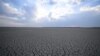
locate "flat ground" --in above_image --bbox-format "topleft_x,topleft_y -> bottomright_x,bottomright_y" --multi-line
0,27 -> 100,56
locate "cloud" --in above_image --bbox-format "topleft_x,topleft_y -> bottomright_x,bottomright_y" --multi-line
50,6 -> 74,19
0,15 -> 44,27
2,3 -> 23,16
80,5 -> 100,12
52,0 -> 81,5
0,0 -> 100,27
34,0 -> 78,22
0,15 -> 25,27
33,0 -> 100,23
35,4 -> 49,22
0,15 -> 19,21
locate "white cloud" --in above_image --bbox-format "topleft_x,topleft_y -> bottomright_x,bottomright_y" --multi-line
0,15 -> 24,27
0,15 -> 19,21
80,5 -> 100,12
35,3 -> 50,22
34,0 -> 77,22
50,6 -> 74,19
72,0 -> 81,5
2,3 -> 23,16
53,0 -> 81,5
0,15 -> 43,27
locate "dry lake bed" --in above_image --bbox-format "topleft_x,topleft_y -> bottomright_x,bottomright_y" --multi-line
0,27 -> 100,56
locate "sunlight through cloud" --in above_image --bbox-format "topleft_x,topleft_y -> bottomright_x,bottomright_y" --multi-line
35,0 -> 78,22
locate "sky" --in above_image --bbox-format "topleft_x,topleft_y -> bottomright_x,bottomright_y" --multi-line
0,0 -> 100,27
